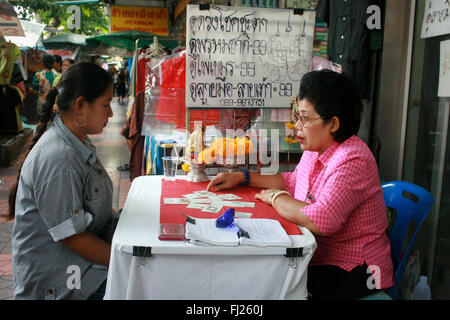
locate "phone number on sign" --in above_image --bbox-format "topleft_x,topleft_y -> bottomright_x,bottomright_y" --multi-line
219,98 -> 265,107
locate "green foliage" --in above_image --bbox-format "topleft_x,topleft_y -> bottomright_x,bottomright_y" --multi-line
12,0 -> 109,35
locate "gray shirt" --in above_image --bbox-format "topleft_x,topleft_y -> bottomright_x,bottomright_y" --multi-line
12,114 -> 113,299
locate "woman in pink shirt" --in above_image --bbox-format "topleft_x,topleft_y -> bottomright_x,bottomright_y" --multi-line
207,70 -> 394,300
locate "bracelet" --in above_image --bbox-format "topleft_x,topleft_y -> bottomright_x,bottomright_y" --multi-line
271,191 -> 290,207
239,168 -> 250,186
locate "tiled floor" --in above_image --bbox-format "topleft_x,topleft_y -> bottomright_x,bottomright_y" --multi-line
0,98 -> 132,300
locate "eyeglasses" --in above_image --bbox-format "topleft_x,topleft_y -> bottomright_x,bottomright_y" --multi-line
293,113 -> 323,128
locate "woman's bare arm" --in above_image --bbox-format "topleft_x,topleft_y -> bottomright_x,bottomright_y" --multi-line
206,171 -> 286,192
61,232 -> 111,266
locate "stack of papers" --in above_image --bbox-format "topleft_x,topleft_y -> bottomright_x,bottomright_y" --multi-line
164,190 -> 254,215
185,218 -> 292,248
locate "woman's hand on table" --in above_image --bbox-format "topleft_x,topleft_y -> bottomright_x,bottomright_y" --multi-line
255,189 -> 278,205
206,172 -> 244,192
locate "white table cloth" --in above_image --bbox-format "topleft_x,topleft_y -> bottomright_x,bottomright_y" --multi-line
104,176 -> 316,300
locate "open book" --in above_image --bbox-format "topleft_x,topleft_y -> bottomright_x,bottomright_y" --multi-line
185,218 -> 292,247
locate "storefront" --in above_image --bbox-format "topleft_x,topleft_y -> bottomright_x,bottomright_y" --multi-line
110,0 -> 450,298
375,0 -> 449,299
3,0 -> 446,299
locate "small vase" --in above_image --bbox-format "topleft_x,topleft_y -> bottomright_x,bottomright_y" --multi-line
187,162 -> 208,182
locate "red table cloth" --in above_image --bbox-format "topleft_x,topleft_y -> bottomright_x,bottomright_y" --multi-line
160,179 -> 302,235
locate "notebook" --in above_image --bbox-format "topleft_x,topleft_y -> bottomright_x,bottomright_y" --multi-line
185,218 -> 292,247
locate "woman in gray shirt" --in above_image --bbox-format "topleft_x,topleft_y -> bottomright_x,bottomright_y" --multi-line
8,62 -> 115,299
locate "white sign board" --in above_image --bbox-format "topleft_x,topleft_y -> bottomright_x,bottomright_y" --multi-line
421,0 -> 450,38
185,5 -> 315,109
438,39 -> 450,97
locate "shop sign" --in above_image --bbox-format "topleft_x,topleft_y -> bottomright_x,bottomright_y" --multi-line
110,5 -> 169,36
421,0 -> 450,38
185,5 -> 315,109
0,1 -> 25,37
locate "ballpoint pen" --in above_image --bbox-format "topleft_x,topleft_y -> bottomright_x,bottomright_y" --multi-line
179,212 -> 196,224
233,222 -> 250,239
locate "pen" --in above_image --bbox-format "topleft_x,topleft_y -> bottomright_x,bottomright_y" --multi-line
234,222 -> 250,239
179,212 -> 196,224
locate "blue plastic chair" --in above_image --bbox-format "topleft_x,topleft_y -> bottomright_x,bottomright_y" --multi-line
361,181 -> 433,300
383,181 -> 433,300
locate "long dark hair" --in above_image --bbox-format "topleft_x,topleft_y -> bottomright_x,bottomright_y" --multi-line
4,62 -> 113,220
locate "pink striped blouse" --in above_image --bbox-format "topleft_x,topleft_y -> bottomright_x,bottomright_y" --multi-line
282,135 -> 394,289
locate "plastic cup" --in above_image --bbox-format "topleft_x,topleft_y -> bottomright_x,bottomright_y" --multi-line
162,157 -> 177,181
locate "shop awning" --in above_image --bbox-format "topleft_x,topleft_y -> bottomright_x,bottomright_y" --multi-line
42,33 -> 88,50
55,0 -> 100,4
86,30 -> 179,52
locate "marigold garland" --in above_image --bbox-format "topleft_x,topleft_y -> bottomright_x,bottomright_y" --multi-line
286,121 -> 296,130
284,95 -> 299,144
181,163 -> 191,173
285,137 -> 297,144
197,137 -> 254,164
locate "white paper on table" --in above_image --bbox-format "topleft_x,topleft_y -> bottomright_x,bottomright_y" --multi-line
185,218 -> 291,248
236,219 -> 292,247
186,219 -> 239,246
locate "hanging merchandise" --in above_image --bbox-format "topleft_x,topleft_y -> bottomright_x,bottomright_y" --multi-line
315,0 -> 379,98
149,50 -> 220,131
0,84 -> 23,135
129,39 -> 168,180
0,39 -> 21,85
135,38 -> 165,95
129,37 -> 188,180
313,21 -> 329,58
154,50 -> 188,128
0,38 -> 24,134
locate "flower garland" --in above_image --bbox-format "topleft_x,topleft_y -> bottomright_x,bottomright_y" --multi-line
182,163 -> 191,173
285,95 -> 298,144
